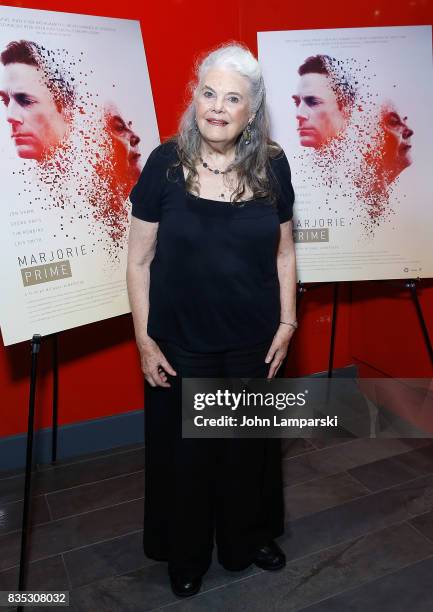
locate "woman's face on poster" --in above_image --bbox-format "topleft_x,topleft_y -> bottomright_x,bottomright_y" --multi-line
380,103 -> 414,173
105,104 -> 141,182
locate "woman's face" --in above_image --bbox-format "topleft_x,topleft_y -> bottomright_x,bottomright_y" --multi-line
104,103 -> 141,183
195,67 -> 253,148
380,103 -> 414,175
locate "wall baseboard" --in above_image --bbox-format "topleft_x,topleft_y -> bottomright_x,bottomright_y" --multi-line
0,409 -> 144,472
311,365 -> 357,378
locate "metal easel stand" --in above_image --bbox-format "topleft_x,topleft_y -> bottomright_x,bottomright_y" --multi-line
51,334 -> 59,463
17,334 -> 41,612
369,278 -> 433,369
405,279 -> 433,368
17,333 -> 59,611
363,278 -> 433,437
296,281 -> 340,378
294,278 -> 433,438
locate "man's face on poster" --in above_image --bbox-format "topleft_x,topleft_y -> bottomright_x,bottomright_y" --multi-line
292,73 -> 347,149
0,63 -> 70,161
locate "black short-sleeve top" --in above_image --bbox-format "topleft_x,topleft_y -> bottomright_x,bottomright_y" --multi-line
130,140 -> 295,353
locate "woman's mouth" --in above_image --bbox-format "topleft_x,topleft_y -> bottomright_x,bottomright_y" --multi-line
206,119 -> 228,126
399,143 -> 412,155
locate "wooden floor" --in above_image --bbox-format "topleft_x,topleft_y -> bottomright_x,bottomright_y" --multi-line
2,437 -> 433,611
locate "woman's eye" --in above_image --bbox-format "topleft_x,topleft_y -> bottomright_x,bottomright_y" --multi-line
110,119 -> 127,134
387,118 -> 400,128
228,96 -> 239,103
203,91 -> 213,98
384,113 -> 401,128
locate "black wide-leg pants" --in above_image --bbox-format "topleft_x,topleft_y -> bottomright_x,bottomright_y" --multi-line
143,340 -> 285,579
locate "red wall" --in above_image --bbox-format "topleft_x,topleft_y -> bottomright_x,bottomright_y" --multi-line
0,0 -> 432,438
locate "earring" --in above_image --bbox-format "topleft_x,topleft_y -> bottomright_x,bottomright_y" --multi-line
243,123 -> 252,145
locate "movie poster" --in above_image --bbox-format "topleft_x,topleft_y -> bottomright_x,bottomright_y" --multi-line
258,26 -> 433,282
0,6 -> 159,345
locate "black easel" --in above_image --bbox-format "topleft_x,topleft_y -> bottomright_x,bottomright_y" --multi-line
297,278 -> 433,380
405,280 -> 433,368
17,333 -> 60,610
51,334 -> 59,463
328,283 -> 339,378
17,334 -> 41,612
296,281 -> 339,378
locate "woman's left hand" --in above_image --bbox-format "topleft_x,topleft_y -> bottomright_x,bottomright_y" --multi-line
265,324 -> 295,379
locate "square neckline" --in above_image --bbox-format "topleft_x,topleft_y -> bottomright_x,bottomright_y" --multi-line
179,163 -> 262,206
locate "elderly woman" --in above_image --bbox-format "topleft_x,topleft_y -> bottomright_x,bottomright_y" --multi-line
127,43 -> 296,597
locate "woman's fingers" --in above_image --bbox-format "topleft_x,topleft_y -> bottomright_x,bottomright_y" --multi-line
145,373 -> 157,387
140,345 -> 177,387
274,361 -> 283,377
142,360 -> 165,387
265,343 -> 277,364
267,347 -> 286,379
267,357 -> 280,379
145,367 -> 170,388
154,355 -> 176,387
155,365 -> 171,388
161,358 -> 177,377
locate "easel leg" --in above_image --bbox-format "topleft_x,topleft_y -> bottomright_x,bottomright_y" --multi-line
296,282 -> 307,307
51,334 -> 58,464
328,283 -> 339,378
17,334 -> 41,611
406,280 -> 433,369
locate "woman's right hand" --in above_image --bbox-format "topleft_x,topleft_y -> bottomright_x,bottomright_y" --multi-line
137,337 -> 177,388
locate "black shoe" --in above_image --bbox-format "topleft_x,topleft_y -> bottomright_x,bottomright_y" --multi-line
253,540 -> 286,571
169,573 -> 202,598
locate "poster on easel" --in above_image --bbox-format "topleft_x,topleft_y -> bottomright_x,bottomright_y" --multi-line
258,26 -> 433,283
0,6 -> 159,345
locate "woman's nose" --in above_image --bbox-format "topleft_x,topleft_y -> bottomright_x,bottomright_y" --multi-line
403,125 -> 413,139
212,97 -> 225,113
130,132 -> 140,147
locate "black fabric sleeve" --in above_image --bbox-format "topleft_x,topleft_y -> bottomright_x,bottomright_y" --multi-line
129,143 -> 171,222
269,150 -> 295,223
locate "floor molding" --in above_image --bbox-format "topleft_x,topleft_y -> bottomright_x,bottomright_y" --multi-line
0,409 -> 144,471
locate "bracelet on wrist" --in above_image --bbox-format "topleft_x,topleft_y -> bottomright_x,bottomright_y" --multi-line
280,320 -> 298,331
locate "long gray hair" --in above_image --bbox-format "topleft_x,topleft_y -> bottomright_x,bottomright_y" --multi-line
175,43 -> 281,203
